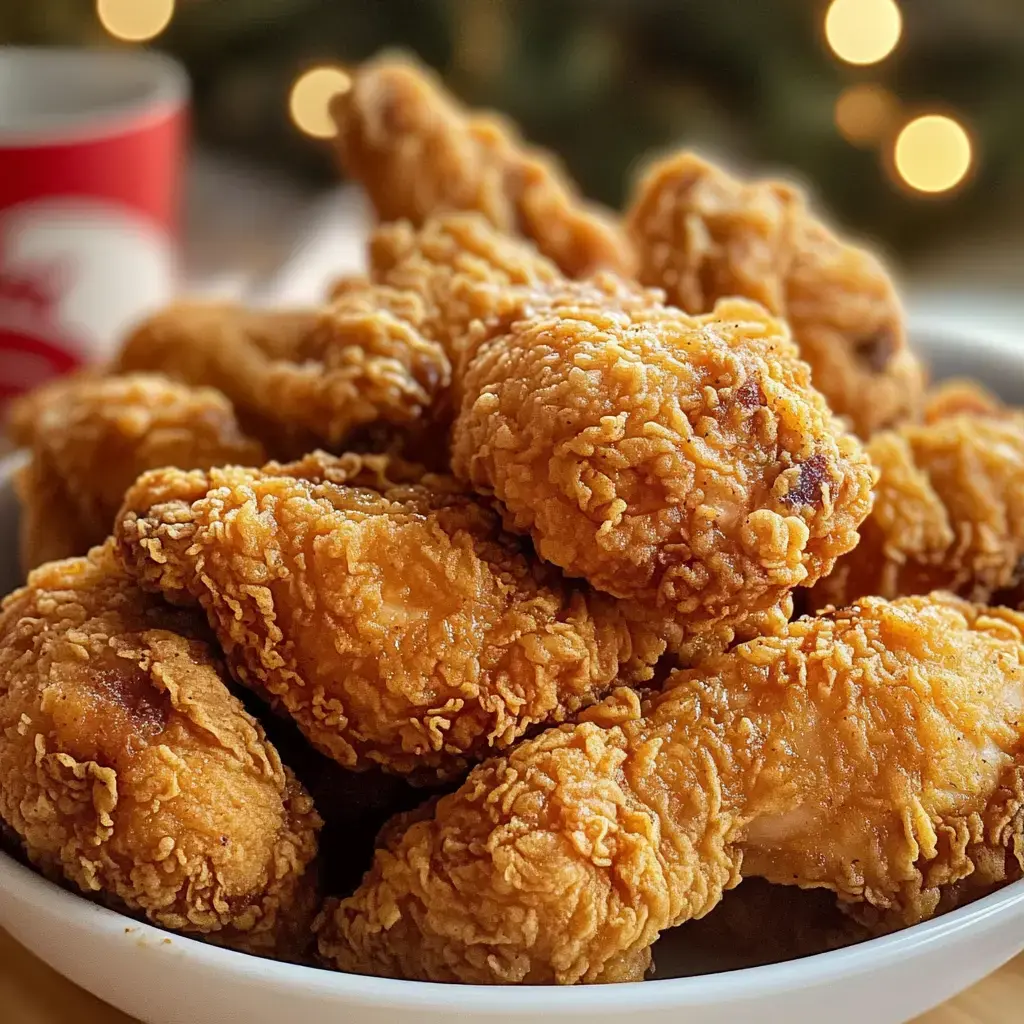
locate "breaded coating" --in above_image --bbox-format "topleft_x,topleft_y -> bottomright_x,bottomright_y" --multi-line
451,294 -> 876,654
626,152 -> 925,437
8,373 -> 264,571
316,214 -> 563,466
923,378 -> 1007,423
114,453 -> 673,779
317,595 -> 1024,984
358,217 -> 661,439
115,303 -> 319,453
0,543 -> 321,958
115,301 -> 449,458
331,55 -> 634,279
807,413 -> 1024,611
360,212 -> 563,367
268,286 -> 450,449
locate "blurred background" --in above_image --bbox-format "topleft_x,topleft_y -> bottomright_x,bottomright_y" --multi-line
4,0 -> 1024,324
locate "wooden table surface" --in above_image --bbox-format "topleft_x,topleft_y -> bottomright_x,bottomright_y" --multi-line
0,928 -> 1018,1023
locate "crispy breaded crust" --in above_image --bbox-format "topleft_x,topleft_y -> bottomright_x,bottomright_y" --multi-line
0,543 -> 321,958
626,152 -> 925,437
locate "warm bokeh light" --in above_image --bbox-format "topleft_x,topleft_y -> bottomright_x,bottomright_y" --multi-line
96,0 -> 175,42
894,114 -> 973,194
288,66 -> 352,138
825,0 -> 902,66
834,83 -> 898,146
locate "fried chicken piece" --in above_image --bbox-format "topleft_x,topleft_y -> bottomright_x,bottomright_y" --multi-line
923,378 -> 1007,423
359,212 -> 563,367
322,213 -> 567,462
317,594 -> 1024,984
626,152 -> 926,437
451,293 -> 876,654
331,55 -> 634,279
358,219 -> 666,461
807,413 -> 1024,611
114,452 -> 673,779
8,373 -> 264,571
115,300 -> 450,459
115,303 -> 319,454
0,542 -> 321,958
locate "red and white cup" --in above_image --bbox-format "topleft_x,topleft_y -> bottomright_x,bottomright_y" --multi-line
0,47 -> 188,410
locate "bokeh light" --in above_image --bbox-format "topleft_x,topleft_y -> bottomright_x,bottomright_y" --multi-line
893,114 -> 973,194
288,66 -> 352,139
834,83 -> 899,147
825,0 -> 902,66
96,0 -> 175,42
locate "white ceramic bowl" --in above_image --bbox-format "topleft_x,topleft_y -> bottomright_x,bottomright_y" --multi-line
2,325 -> 1024,1024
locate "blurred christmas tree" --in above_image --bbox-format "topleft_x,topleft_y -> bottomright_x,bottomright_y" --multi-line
4,0 -> 1024,256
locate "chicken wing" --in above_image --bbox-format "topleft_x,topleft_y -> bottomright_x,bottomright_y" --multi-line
451,293 -> 876,654
0,542 -> 321,959
115,299 -> 450,459
626,152 -> 925,437
317,594 -> 1024,983
807,412 -> 1024,611
8,373 -> 264,571
114,452 -> 674,778
331,55 -> 634,279
358,211 -> 563,369
114,303 -> 319,454
923,378 -> 1007,423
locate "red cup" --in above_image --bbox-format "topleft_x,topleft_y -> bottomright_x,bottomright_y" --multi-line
0,47 -> 188,410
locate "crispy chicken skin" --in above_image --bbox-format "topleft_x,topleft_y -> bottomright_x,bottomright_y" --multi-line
807,413 -> 1024,611
451,294 -> 876,653
317,595 -> 1024,984
8,373 -> 264,571
114,453 -> 673,779
0,543 -> 321,958
116,300 -> 449,458
625,152 -> 925,437
359,212 -> 563,368
331,56 -> 635,279
922,378 -> 1007,423
115,303 -> 320,454
267,286 -> 451,451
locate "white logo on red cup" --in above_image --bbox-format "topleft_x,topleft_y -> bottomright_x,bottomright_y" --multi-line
0,48 -> 188,413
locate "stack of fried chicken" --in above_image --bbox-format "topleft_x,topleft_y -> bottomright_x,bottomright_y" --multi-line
3,55 -> 1024,986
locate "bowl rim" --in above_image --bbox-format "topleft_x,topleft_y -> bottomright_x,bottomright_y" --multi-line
3,320 -> 1024,1012
3,850 -> 1024,1013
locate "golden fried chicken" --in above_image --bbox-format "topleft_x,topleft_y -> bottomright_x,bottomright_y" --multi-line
923,378 -> 1007,423
115,300 -> 449,459
331,55 -> 634,279
317,594 -> 1024,984
8,373 -> 264,571
451,294 -> 876,655
115,303 -> 318,453
0,542 -> 321,958
626,152 -> 926,437
354,218 -> 668,461
359,212 -> 563,368
807,413 -> 1024,611
114,452 -> 674,779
